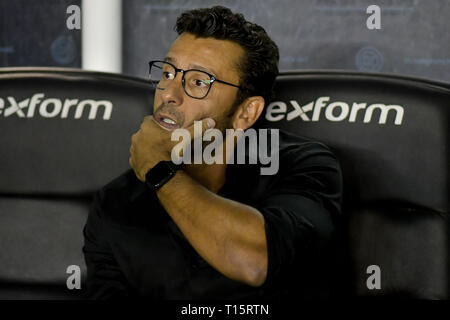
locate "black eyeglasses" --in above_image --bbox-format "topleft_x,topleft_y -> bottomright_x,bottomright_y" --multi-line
148,60 -> 242,99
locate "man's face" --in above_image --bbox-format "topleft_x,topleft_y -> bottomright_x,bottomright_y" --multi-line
152,32 -> 244,133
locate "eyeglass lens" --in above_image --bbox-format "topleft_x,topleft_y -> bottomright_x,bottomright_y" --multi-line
150,61 -> 213,99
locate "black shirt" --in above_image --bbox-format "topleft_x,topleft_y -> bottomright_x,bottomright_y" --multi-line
82,129 -> 343,300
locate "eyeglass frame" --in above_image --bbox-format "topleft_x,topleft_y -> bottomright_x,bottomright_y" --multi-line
148,60 -> 242,100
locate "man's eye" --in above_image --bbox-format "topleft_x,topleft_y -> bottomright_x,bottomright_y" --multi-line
163,72 -> 174,80
193,79 -> 210,87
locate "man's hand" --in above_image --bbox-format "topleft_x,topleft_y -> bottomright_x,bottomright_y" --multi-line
129,115 -> 171,181
130,115 -> 267,286
129,115 -> 215,182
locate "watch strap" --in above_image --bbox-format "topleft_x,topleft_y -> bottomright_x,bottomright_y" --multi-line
145,161 -> 183,192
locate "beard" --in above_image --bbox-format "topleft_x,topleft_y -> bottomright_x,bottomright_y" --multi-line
153,102 -> 186,128
153,98 -> 239,134
153,96 -> 242,162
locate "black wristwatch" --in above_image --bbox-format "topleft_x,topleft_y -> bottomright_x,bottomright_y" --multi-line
145,161 -> 183,192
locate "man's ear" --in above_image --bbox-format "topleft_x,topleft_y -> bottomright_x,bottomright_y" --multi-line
231,96 -> 265,130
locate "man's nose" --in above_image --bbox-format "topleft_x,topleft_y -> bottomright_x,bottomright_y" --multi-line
160,74 -> 184,105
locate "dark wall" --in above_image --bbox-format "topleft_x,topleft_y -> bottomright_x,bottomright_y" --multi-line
0,0 -> 81,68
1,0 -> 449,84
123,0 -> 450,83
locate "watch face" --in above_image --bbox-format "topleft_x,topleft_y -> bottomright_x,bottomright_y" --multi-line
146,161 -> 175,190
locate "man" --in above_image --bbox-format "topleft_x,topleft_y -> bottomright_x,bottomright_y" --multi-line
83,6 -> 343,300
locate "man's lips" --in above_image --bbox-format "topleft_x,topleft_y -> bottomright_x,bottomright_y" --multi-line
155,113 -> 180,130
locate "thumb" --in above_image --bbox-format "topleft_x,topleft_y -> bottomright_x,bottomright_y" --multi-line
168,118 -> 216,164
186,118 -> 216,141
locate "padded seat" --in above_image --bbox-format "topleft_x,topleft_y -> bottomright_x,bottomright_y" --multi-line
0,68 -> 154,299
256,71 -> 449,299
0,67 -> 448,299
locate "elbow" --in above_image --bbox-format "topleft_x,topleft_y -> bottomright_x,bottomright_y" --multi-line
243,229 -> 269,287
230,246 -> 267,287
243,251 -> 268,287
245,262 -> 267,287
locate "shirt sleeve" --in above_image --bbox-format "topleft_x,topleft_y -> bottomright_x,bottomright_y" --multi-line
82,190 -> 133,300
257,142 -> 343,291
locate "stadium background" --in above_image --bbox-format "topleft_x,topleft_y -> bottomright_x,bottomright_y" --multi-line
1,0 -> 449,83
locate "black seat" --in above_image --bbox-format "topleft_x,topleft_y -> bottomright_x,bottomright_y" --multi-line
256,70 -> 449,299
0,67 -> 153,299
0,67 -> 448,299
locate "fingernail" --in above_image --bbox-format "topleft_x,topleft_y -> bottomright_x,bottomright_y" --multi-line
206,118 -> 215,128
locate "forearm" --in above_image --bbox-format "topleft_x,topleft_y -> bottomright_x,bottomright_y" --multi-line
157,170 -> 268,287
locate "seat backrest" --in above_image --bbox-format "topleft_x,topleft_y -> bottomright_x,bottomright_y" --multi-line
1,68 -> 448,299
0,67 -> 154,299
256,71 -> 449,298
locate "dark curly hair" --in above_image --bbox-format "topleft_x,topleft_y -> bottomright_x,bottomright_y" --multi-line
175,6 -> 279,106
